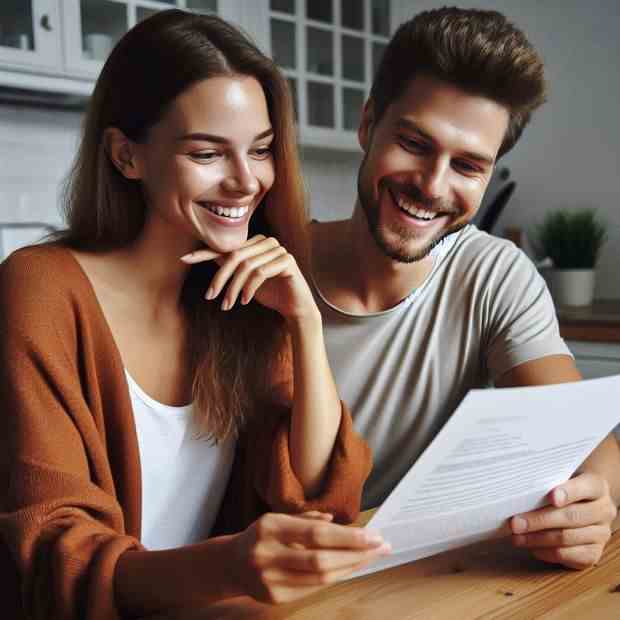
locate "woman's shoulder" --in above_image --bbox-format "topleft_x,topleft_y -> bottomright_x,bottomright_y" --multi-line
1,243 -> 83,287
0,243 -> 93,320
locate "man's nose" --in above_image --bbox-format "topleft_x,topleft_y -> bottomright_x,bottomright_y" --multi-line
417,157 -> 449,201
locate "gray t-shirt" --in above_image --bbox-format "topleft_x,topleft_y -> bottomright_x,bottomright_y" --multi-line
313,225 -> 571,509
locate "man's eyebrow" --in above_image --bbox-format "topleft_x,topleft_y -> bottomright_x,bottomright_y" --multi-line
177,128 -> 274,143
396,118 -> 495,166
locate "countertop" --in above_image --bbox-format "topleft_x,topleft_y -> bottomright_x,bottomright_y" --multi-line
558,299 -> 620,343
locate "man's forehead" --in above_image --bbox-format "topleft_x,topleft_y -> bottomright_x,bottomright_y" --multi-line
385,74 -> 510,158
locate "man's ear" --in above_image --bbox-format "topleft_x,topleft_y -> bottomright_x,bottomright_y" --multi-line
104,127 -> 142,180
358,99 -> 375,152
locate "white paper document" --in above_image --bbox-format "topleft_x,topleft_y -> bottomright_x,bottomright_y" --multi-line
354,374 -> 620,578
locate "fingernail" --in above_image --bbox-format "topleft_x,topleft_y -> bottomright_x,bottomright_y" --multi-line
221,298 -> 231,311
379,542 -> 392,554
205,287 -> 214,300
512,516 -> 528,533
180,254 -> 191,263
365,530 -> 384,545
554,488 -> 567,505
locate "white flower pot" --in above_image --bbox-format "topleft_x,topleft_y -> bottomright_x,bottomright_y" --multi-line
550,269 -> 596,307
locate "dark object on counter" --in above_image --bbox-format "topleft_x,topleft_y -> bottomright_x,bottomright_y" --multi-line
478,181 -> 516,234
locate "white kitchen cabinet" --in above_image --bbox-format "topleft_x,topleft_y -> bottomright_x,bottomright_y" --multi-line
250,0 -> 395,150
0,0 -> 62,72
63,0 -> 229,79
0,0 -> 232,94
0,0 -> 397,150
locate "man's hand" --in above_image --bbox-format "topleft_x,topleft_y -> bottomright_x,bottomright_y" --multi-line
510,472 -> 617,569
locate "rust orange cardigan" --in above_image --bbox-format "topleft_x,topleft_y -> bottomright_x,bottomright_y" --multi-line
0,245 -> 371,620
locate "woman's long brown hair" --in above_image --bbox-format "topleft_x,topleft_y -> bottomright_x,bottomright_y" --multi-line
59,9 -> 308,441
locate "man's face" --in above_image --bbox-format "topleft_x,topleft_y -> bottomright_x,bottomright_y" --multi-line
357,74 -> 510,263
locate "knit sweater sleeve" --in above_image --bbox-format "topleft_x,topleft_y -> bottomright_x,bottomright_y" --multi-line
0,248 -> 143,620
254,400 -> 372,523
215,342 -> 372,533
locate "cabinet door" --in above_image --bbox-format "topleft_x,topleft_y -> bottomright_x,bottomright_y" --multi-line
63,0 -> 223,78
264,0 -> 394,150
0,0 -> 62,71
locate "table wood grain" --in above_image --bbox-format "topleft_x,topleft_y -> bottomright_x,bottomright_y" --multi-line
192,514 -> 620,620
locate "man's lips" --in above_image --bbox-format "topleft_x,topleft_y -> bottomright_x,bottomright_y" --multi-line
386,188 -> 454,225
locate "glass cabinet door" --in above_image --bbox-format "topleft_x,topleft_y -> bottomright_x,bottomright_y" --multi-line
0,0 -> 62,69
63,0 -> 221,77
268,0 -> 393,147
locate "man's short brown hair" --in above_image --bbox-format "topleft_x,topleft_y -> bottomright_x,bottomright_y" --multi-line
369,7 -> 547,158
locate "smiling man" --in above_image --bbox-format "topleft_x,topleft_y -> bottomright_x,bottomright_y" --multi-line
311,7 -> 619,570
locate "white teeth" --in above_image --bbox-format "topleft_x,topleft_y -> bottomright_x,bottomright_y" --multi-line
204,204 -> 249,219
396,195 -> 438,220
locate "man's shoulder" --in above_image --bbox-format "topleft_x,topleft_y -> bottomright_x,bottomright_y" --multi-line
444,226 -> 533,273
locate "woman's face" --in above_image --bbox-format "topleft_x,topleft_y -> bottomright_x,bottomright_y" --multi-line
133,75 -> 275,253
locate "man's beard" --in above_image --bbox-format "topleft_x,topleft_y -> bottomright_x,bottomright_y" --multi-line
357,160 -> 466,263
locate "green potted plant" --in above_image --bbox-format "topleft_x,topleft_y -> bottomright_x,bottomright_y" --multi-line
532,209 -> 607,306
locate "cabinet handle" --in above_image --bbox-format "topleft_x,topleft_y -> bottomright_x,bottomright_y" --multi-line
40,15 -> 53,32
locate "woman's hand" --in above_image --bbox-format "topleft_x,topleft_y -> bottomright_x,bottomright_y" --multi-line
229,512 -> 390,604
181,235 -> 316,321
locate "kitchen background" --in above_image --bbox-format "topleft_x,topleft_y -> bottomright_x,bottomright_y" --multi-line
1,0 -> 619,376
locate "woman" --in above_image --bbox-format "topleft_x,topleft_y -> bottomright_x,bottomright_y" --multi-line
0,10 -> 388,619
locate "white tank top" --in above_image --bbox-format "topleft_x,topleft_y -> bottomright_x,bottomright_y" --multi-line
125,371 -> 236,550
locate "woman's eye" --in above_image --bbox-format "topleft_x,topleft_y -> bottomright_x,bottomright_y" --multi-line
252,146 -> 272,159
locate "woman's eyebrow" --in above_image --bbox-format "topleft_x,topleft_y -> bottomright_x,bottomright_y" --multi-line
177,128 -> 274,143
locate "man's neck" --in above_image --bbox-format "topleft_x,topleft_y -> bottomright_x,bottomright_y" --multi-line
312,204 -> 434,314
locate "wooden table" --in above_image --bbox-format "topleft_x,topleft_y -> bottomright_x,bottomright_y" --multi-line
198,514 -> 620,619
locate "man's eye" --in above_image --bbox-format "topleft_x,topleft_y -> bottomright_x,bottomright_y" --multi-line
453,160 -> 480,174
191,151 -> 219,161
399,136 -> 429,153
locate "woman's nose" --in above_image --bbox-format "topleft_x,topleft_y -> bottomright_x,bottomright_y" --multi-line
222,156 -> 259,195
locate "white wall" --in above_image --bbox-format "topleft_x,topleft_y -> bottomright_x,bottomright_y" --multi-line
0,104 -> 79,227
0,1 -> 618,297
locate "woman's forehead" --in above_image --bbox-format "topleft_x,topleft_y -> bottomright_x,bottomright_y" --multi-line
163,76 -> 272,138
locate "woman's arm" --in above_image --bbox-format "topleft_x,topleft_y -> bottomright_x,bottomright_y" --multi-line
182,236 -> 346,497
286,310 -> 341,495
115,513 -> 388,615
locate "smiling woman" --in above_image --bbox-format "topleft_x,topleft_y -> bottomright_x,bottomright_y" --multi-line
0,9 -> 384,620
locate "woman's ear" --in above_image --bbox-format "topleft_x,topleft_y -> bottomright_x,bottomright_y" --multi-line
104,127 -> 142,180
358,99 -> 375,153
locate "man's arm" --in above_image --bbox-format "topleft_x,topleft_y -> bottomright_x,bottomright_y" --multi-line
496,354 -> 620,569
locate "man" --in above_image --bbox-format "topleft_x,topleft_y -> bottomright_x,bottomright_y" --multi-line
311,7 -> 619,570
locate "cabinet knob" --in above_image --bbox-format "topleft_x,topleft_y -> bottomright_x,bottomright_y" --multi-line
40,15 -> 53,32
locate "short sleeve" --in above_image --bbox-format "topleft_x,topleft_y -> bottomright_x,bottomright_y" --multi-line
483,245 -> 572,380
